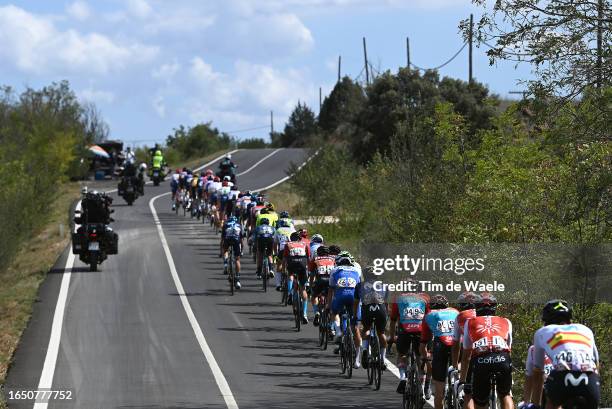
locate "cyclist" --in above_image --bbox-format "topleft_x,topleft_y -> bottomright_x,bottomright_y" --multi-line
420,294 -> 459,409
519,345 -> 552,409
273,218 -> 295,291
254,217 -> 275,280
221,216 -> 243,290
276,210 -> 294,228
309,234 -> 324,261
256,203 -> 278,228
329,244 -> 342,257
327,251 -> 361,365
355,266 -> 389,370
530,300 -> 600,409
460,293 -> 513,409
283,231 -> 310,323
170,168 -> 181,208
309,245 -> 335,326
451,291 -> 478,409
389,280 -> 430,395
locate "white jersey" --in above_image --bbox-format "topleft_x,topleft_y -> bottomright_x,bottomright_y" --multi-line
533,323 -> 598,373
218,186 -> 231,197
171,173 -> 180,182
229,190 -> 240,200
526,345 -> 553,377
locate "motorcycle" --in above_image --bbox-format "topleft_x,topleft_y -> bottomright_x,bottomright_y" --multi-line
72,222 -> 118,272
118,178 -> 139,206
151,168 -> 162,186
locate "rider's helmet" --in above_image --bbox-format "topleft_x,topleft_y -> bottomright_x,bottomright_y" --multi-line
430,294 -> 449,310
299,228 -> 308,238
206,169 -> 214,175
256,197 -> 265,206
328,245 -> 341,255
187,169 -> 193,175
81,186 -> 88,195
228,215 -> 238,224
337,250 -> 354,262
139,163 -> 147,172
475,292 -> 498,316
266,203 -> 275,212
336,254 -> 352,266
244,190 -> 251,196
311,234 -> 323,244
542,299 -> 572,325
277,219 -> 289,228
155,150 -> 162,156
290,231 -> 301,241
223,175 -> 231,181
316,245 -> 330,256
260,208 -> 269,214
280,211 -> 290,219
194,172 -> 199,177
214,176 -> 220,182
457,291 -> 477,311
225,153 -> 232,160
260,218 -> 270,225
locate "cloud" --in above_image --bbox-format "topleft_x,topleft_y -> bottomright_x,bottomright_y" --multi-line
151,60 -> 180,82
0,5 -> 158,75
126,0 -> 152,19
66,1 -> 90,20
153,94 -> 165,118
79,87 -> 115,104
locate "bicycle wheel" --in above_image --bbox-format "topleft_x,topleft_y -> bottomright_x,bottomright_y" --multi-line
340,335 -> 347,374
346,325 -> 354,379
371,325 -> 382,390
228,249 -> 234,296
295,291 -> 302,332
321,310 -> 329,350
367,338 -> 374,385
292,289 -> 300,330
262,253 -> 268,292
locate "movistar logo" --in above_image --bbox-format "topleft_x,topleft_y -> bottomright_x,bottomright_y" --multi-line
564,373 -> 588,387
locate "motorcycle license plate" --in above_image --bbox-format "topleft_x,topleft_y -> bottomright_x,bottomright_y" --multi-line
127,187 -> 134,192
88,242 -> 100,251
153,172 -> 159,177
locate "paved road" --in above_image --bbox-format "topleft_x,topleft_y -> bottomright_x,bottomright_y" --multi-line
5,148 -> 403,409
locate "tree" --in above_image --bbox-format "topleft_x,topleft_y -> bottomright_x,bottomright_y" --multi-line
281,102 -> 318,147
465,0 -> 612,99
319,77 -> 366,134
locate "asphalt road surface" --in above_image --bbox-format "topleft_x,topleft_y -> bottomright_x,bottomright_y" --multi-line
5,148 -> 406,409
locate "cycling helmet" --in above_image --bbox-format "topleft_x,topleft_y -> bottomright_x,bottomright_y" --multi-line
290,232 -> 301,241
329,245 -> 341,255
206,169 -> 213,175
430,294 -> 449,310
316,245 -> 330,256
299,228 -> 308,238
336,254 -> 352,266
182,167 -> 187,172
155,150 -> 162,156
542,299 -> 572,325
228,215 -> 238,223
311,234 -> 323,244
280,211 -> 290,219
475,292 -> 498,316
175,168 -> 181,173
81,186 -> 88,195
457,291 -> 477,310
225,153 -> 232,160
338,250 -> 354,262
260,218 -> 270,225
260,208 -> 269,214
267,203 -> 275,212
223,175 -> 231,181
277,219 -> 290,228
214,176 -> 220,182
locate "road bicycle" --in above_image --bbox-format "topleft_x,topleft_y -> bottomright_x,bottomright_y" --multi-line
403,336 -> 425,409
227,243 -> 237,295
291,279 -> 303,331
445,367 -> 461,409
366,309 -> 383,390
280,270 -> 289,306
318,293 -> 330,350
338,305 -> 356,379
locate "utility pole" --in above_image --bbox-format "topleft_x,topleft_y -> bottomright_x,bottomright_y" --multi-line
406,37 -> 411,68
469,13 -> 474,84
270,110 -> 274,135
596,0 -> 603,89
363,37 -> 370,85
338,55 -> 342,82
319,87 -> 322,112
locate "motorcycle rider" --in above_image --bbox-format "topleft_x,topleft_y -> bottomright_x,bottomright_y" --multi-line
152,150 -> 164,176
137,163 -> 146,194
218,153 -> 236,182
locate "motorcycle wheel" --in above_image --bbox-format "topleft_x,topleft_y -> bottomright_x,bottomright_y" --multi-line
90,252 -> 98,272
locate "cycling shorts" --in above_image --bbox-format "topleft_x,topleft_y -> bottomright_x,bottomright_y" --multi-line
361,303 -> 387,331
431,338 -> 452,382
209,194 -> 218,204
545,371 -> 599,409
331,292 -> 356,316
469,352 -> 512,407
312,276 -> 329,297
257,236 -> 274,256
223,237 -> 241,255
287,257 -> 308,286
397,332 -> 421,357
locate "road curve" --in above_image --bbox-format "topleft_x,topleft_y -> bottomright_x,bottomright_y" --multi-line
6,148 -> 402,409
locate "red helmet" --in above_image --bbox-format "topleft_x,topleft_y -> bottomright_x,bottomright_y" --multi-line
214,176 -> 220,182
175,168 -> 181,173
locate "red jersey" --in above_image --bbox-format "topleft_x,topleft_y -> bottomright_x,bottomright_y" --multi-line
284,241 -> 309,260
463,315 -> 512,356
453,309 -> 476,341
309,255 -> 336,277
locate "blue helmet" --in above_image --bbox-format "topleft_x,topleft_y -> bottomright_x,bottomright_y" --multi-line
228,216 -> 238,224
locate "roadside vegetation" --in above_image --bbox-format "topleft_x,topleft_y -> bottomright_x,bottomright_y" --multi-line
271,1 -> 611,403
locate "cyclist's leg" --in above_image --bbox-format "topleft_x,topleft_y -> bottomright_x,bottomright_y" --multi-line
395,333 -> 411,392
255,238 -> 264,276
297,263 -> 309,321
375,304 -> 388,363
431,339 -> 451,409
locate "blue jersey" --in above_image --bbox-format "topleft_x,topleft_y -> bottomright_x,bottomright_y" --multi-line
255,224 -> 275,239
422,307 -> 459,346
329,265 -> 361,297
223,222 -> 242,241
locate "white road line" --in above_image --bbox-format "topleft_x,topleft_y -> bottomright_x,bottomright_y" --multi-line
33,201 -> 80,409
236,149 -> 283,176
252,148 -> 320,191
149,193 -> 239,409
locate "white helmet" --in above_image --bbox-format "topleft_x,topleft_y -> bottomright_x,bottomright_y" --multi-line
139,163 -> 147,172
81,186 -> 88,195
225,153 -> 232,160
223,175 -> 231,181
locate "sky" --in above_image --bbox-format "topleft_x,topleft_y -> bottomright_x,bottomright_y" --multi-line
0,0 -> 532,145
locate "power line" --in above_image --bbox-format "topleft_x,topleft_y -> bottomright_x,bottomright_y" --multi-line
410,41 -> 468,71
224,125 -> 270,134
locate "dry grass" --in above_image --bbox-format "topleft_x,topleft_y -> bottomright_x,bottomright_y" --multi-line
263,182 -> 303,216
178,150 -> 229,171
0,182 -> 81,408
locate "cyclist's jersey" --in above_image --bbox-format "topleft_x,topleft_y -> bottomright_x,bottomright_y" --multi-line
355,280 -> 387,305
453,308 -> 476,341
329,265 -> 361,298
218,186 -> 231,201
255,224 -> 275,240
284,241 -> 309,260
311,255 -> 336,278
250,205 -> 265,222
229,190 -> 240,201
422,307 -> 460,346
204,180 -> 214,193
463,315 -> 513,356
274,226 -> 295,250
171,173 -> 180,182
186,174 -> 193,186
526,345 -> 553,377
533,323 -> 598,373
256,212 -> 278,227
223,222 -> 242,241
390,293 -> 430,334
309,242 -> 322,262
240,197 -> 252,210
